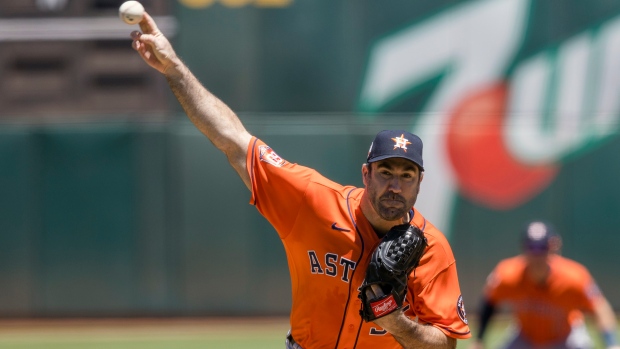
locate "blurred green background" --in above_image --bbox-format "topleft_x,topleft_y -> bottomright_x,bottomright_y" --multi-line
1,2 -> 619,348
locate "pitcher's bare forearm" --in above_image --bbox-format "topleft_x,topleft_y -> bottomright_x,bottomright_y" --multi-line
374,311 -> 457,349
131,12 -> 252,189
165,64 -> 252,189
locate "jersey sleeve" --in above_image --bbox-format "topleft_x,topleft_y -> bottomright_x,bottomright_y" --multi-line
577,280 -> 602,312
246,137 -> 316,239
483,259 -> 520,304
408,229 -> 471,339
565,259 -> 603,312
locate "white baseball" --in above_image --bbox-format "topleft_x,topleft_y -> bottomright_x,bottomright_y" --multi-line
119,1 -> 145,25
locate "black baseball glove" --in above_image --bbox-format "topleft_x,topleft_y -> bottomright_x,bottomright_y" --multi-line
359,224 -> 427,322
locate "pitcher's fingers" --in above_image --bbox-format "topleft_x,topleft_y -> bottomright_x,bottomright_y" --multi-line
136,33 -> 157,46
139,12 -> 159,35
365,288 -> 376,299
370,284 -> 384,297
131,39 -> 146,56
130,33 -> 146,51
364,284 -> 385,299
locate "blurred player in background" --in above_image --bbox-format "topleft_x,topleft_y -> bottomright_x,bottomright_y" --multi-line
129,11 -> 470,349
471,220 -> 619,349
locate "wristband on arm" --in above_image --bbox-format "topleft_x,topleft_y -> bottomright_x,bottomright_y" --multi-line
476,299 -> 496,341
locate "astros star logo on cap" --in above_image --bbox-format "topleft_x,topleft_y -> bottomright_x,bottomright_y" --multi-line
392,134 -> 412,152
366,130 -> 424,170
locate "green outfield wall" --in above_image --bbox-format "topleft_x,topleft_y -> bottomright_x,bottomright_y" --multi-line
0,117 -> 619,317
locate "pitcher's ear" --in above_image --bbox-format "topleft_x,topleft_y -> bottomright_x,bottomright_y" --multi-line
362,163 -> 370,186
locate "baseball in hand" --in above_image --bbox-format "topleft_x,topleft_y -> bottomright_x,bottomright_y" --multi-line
119,1 -> 144,25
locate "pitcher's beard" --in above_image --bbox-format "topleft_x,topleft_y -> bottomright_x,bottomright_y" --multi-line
375,194 -> 409,221
376,204 -> 408,221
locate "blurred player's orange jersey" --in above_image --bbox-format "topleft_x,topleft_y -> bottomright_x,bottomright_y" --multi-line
246,138 -> 470,349
484,254 -> 603,346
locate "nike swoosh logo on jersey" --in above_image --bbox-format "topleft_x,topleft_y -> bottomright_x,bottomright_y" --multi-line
331,222 -> 351,232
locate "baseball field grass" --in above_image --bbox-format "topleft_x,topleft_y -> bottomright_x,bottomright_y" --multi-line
0,316 -> 613,348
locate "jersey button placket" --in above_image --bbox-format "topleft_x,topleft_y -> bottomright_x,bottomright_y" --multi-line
336,302 -> 362,348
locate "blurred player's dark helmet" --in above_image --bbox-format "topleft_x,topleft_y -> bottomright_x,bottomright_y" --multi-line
521,220 -> 557,254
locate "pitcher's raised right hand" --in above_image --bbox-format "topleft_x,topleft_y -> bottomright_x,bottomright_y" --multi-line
131,12 -> 179,76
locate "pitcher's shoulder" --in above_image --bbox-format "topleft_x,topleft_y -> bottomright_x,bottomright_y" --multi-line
412,212 -> 456,266
411,210 -> 451,248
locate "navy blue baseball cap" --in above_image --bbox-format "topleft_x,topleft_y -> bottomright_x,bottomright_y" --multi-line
521,220 -> 556,253
366,130 -> 424,171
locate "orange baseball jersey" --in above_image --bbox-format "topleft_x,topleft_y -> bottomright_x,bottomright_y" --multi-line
484,254 -> 604,345
246,137 -> 471,349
